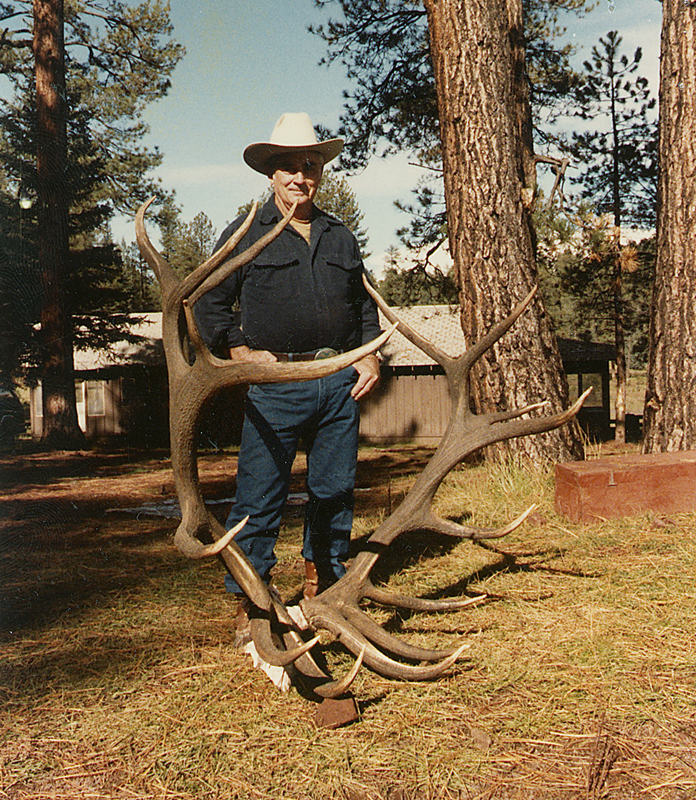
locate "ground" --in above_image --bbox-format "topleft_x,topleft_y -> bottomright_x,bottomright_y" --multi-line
1,444 -> 695,799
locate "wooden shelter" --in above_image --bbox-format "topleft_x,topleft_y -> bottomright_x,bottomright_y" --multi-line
361,307 -> 615,443
28,309 -> 616,445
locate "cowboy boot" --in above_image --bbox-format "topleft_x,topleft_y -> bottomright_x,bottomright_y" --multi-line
303,560 -> 320,600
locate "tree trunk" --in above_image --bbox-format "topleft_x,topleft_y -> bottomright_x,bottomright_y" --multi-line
643,0 -> 696,452
609,71 -> 626,445
613,243 -> 627,446
422,0 -> 582,464
33,0 -> 84,449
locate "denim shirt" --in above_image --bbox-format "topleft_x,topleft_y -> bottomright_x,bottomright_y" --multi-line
193,197 -> 381,356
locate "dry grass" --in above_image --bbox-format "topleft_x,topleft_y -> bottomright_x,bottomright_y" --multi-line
1,448 -> 696,799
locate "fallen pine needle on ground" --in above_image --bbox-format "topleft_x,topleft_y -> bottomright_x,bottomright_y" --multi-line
1,444 -> 695,799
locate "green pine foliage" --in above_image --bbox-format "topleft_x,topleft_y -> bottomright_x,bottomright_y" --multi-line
161,210 -> 219,279
377,245 -> 458,306
567,30 -> 658,229
535,200 -> 655,366
314,170 -> 370,255
0,0 -> 184,377
311,0 -> 594,172
311,0 -> 596,299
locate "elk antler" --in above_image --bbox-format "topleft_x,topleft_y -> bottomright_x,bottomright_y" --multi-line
136,198 -> 587,699
296,280 -> 591,694
135,198 -> 393,612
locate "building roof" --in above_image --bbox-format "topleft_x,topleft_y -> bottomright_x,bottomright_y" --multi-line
71,308 -> 615,372
379,307 -> 616,368
557,338 -> 616,363
73,313 -> 163,371
379,305 -> 464,367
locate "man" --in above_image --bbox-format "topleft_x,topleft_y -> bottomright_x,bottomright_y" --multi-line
194,112 -> 381,604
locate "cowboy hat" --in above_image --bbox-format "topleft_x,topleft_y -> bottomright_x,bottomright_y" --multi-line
243,112 -> 344,175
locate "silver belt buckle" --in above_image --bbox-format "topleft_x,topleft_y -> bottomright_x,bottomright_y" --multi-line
314,347 -> 338,360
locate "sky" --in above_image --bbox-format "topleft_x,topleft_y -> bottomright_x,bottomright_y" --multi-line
116,0 -> 663,275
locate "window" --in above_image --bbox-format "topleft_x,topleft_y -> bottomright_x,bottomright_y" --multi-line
567,374 -> 580,403
33,383 -> 43,417
86,381 -> 105,416
579,373 -> 604,408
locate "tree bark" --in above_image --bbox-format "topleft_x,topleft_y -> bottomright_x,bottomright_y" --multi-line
33,0 -> 84,449
612,240 -> 627,446
609,63 -> 626,445
422,0 -> 582,463
643,0 -> 696,452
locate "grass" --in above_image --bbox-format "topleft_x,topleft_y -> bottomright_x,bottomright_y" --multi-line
1,448 -> 696,798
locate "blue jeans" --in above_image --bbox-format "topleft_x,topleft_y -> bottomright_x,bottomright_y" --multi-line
224,367 -> 359,595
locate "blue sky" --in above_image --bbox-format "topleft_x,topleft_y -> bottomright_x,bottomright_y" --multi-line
120,0 -> 662,274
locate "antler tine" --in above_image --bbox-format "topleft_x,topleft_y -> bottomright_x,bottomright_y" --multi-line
339,603 -> 461,661
306,604 -> 470,681
484,387 -> 592,442
179,201 -> 260,300
362,275 -> 455,368
458,286 -> 538,372
421,504 -> 539,541
191,515 -> 249,558
365,582 -> 488,613
135,197 -> 178,296
187,203 -> 299,306
172,512 -> 275,610
182,300 -> 209,358
249,616 -> 320,667
314,647 -> 366,699
190,325 -> 396,386
490,401 -> 549,423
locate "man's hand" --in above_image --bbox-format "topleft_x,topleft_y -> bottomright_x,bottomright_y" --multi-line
229,345 -> 277,363
351,354 -> 380,400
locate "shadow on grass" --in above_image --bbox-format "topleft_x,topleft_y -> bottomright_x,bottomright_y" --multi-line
0,448 -> 239,639
0,503 -> 184,636
346,526 -> 603,639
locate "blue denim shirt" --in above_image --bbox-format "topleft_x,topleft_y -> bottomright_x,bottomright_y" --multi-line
193,197 -> 381,356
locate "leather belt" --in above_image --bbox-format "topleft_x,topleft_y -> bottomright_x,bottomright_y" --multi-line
272,348 -> 341,362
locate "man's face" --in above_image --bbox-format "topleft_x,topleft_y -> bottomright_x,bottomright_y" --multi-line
269,151 -> 323,219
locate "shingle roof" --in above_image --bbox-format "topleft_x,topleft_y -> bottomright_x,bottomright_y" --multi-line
378,305 -> 464,367
70,308 -> 615,372
73,313 -> 163,371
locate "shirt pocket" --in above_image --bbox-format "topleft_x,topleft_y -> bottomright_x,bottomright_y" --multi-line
245,255 -> 301,301
318,256 -> 362,304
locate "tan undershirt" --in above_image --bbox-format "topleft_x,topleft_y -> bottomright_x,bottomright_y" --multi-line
290,218 -> 311,244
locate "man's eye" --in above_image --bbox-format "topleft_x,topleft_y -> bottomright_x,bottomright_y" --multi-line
278,160 -> 319,174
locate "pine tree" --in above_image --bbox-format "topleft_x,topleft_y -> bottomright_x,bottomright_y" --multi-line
0,0 -> 184,447
569,31 -> 657,229
567,30 -> 657,443
315,170 -> 369,255
161,210 -> 218,279
643,0 -> 696,452
421,0 -> 583,463
310,2 -> 595,460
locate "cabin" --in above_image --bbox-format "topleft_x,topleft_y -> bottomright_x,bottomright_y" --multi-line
28,309 -> 616,446
29,314 -> 171,445
360,306 -> 616,443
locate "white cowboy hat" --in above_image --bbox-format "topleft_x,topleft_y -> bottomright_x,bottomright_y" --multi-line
243,112 -> 344,175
